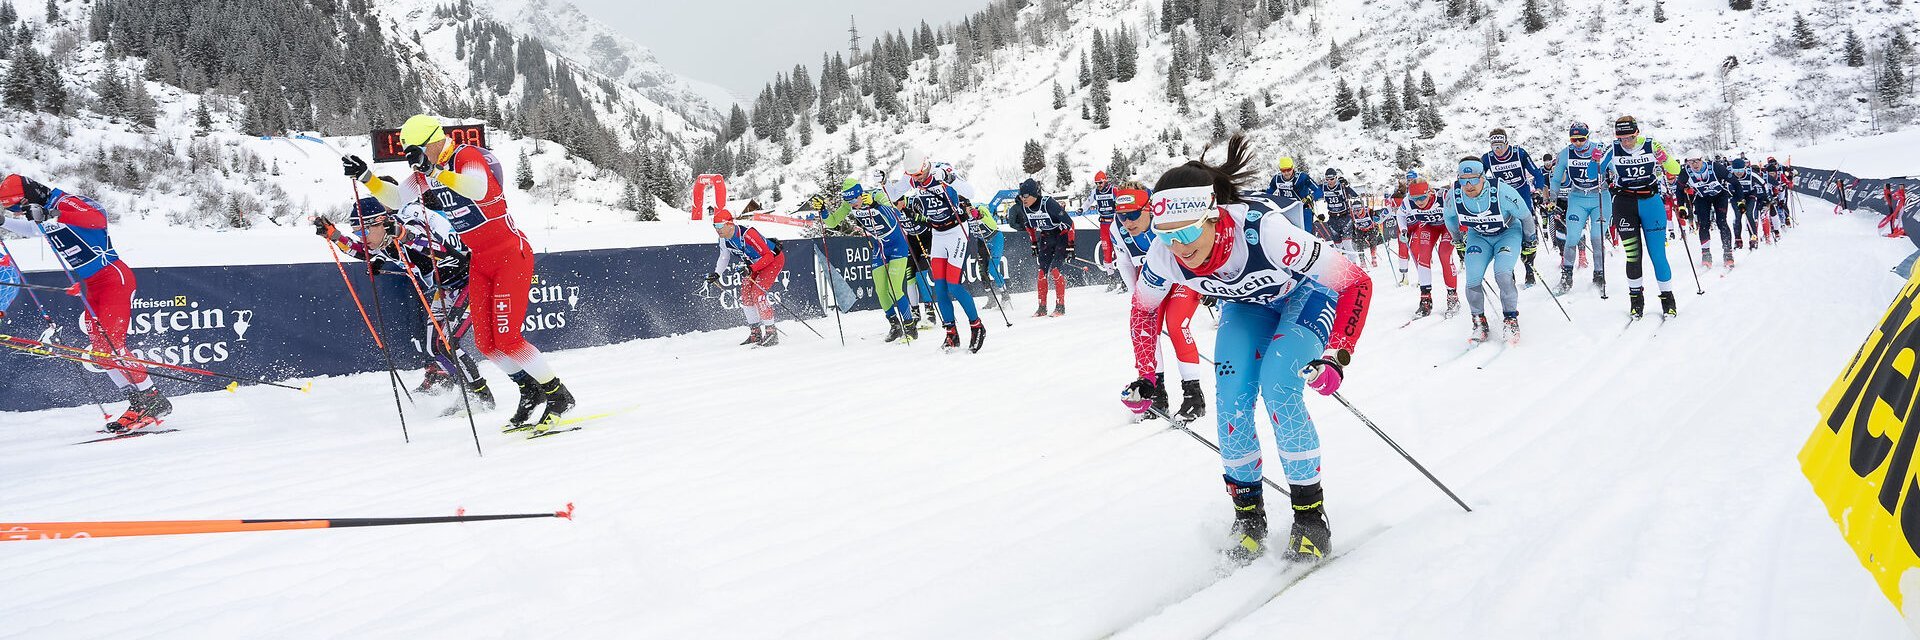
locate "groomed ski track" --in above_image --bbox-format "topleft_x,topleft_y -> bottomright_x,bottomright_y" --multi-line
0,195 -> 1907,638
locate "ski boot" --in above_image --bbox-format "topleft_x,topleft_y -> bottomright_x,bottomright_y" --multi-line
1176,379 -> 1207,421
443,376 -> 500,416
504,372 -> 548,432
902,318 -> 919,342
1629,288 -> 1645,319
1281,483 -> 1331,563
1593,270 -> 1607,298
739,325 -> 763,346
1444,289 -> 1460,317
1700,251 -> 1712,271
1660,291 -> 1678,318
1556,266 -> 1574,295
415,363 -> 453,395
1523,261 -> 1537,287
1469,314 -> 1491,343
1503,314 -> 1520,345
1225,477 -> 1268,565
942,323 -> 960,351
885,316 -> 905,343
531,378 -> 576,434
1052,302 -> 1066,317
758,324 -> 780,347
1724,255 -> 1735,270
105,387 -> 172,433
1033,301 -> 1048,318
1414,286 -> 1433,318
982,291 -> 999,310
967,320 -> 986,353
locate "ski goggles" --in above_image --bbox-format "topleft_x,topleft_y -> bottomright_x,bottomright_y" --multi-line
1569,134 -> 1588,143
1149,186 -> 1216,244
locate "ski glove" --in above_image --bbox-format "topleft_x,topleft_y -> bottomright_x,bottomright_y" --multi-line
809,196 -> 826,211
1521,239 -> 1536,256
311,216 -> 339,239
1029,240 -> 1039,253
21,204 -> 50,223
1121,375 -> 1166,416
1301,348 -> 1351,396
404,145 -> 435,175
342,155 -> 372,183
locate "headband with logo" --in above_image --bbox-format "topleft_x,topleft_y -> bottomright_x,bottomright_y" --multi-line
1147,186 -> 1217,225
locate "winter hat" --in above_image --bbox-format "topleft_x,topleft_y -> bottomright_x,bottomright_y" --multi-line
399,114 -> 447,147
1019,178 -> 1042,198
1408,180 -> 1431,198
1569,121 -> 1590,138
1488,128 -> 1509,145
1094,171 -> 1110,183
711,208 -> 735,225
1614,116 -> 1639,136
1115,188 -> 1149,213
1277,157 -> 1296,171
1730,158 -> 1748,171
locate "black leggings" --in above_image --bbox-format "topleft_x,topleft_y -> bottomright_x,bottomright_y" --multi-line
1732,198 -> 1759,241
1692,195 -> 1731,258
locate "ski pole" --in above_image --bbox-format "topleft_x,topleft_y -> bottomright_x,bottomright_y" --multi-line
0,333 -> 310,391
3,503 -> 575,542
0,339 -> 242,391
742,269 -> 823,338
1522,261 -> 1572,323
324,232 -> 412,444
1676,229 -> 1706,295
383,216 -> 485,458
0,280 -> 78,294
814,236 -> 846,346
1143,404 -> 1289,496
0,237 -> 113,417
1318,388 -> 1472,513
975,237 -> 1013,327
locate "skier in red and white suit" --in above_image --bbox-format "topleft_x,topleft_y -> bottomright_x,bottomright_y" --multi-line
346,114 -> 575,433
706,209 -> 787,347
1106,187 -> 1207,420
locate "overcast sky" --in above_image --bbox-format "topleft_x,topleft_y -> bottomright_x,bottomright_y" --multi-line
568,0 -> 993,102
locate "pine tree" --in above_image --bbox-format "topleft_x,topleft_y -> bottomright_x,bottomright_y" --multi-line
1379,75 -> 1402,128
1879,47 -> 1909,106
1237,96 -> 1259,130
1109,147 -> 1132,181
728,104 -> 749,140
1022,140 -> 1046,175
1447,0 -> 1467,18
127,77 -> 157,127
1078,51 -> 1090,87
1327,39 -> 1344,69
1054,151 -> 1072,190
1653,1 -> 1666,23
1522,0 -> 1546,33
1334,78 -> 1359,121
1092,30 -> 1113,81
1418,103 -> 1446,137
1360,88 -> 1378,129
1791,14 -> 1815,50
1092,72 -> 1111,129
42,0 -> 54,23
1114,28 -> 1139,82
3,50 -> 33,110
1401,71 -> 1421,114
194,99 -> 212,132
1845,29 -> 1866,67
1422,71 -> 1438,97
1052,81 -> 1066,110
1210,110 -> 1227,141
1196,52 -> 1214,81
517,149 -> 535,190
1729,0 -> 1751,9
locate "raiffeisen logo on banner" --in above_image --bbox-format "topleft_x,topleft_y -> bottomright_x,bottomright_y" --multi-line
109,294 -> 253,367
524,273 -> 581,333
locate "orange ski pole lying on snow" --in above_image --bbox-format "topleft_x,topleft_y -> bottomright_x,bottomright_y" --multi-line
0,333 -> 311,392
3,503 -> 574,541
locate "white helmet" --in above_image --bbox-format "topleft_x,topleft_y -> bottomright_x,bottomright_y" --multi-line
901,147 -> 930,175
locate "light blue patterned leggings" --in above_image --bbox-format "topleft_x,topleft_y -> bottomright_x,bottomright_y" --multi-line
1211,288 -> 1335,487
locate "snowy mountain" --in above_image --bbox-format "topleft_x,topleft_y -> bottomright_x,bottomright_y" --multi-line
721,0 -> 1917,210
0,0 -> 724,236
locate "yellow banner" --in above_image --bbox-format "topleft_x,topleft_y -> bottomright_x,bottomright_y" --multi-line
1802,268 -> 1920,622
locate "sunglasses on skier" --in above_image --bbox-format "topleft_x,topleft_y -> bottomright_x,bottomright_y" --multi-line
1155,217 -> 1208,245
1119,208 -> 1146,222
1569,135 -> 1588,143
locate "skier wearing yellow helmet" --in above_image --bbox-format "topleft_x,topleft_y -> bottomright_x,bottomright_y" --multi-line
342,114 -> 577,435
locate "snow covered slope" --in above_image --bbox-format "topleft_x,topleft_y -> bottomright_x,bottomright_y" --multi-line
734,0 -> 1915,209
2,192 -> 1909,638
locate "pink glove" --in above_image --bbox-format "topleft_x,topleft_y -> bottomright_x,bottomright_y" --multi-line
1300,349 -> 1351,397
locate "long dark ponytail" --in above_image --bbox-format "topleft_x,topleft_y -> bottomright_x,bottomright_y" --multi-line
1152,133 -> 1258,206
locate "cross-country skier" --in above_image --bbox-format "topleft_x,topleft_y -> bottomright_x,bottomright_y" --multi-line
820,179 -> 916,342
1321,168 -> 1360,254
897,151 -> 988,352
347,114 -> 575,433
1444,158 -> 1535,343
1597,115 -> 1684,318
0,174 -> 169,432
1483,129 -> 1547,285
1549,122 -> 1611,294
314,189 -> 494,412
1108,187 -> 1207,420
1397,178 -> 1459,318
1263,157 -> 1323,231
1009,178 -> 1074,317
1088,170 -> 1122,292
707,209 -> 785,347
1124,135 -> 1374,564
1679,152 -> 1734,270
